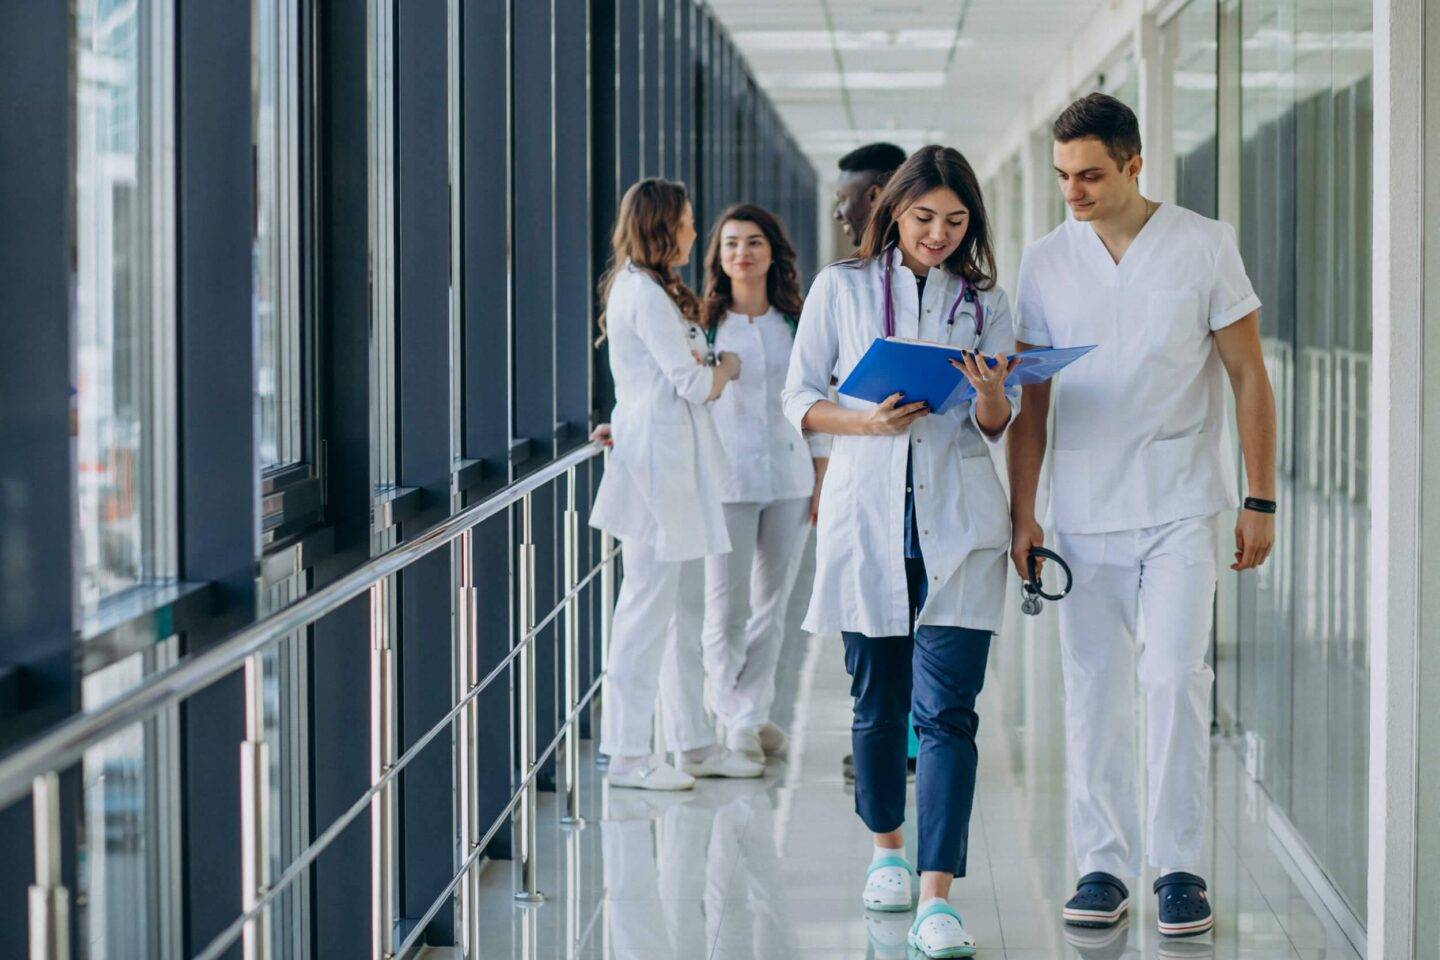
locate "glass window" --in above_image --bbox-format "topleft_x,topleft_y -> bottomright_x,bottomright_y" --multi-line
254,0 -> 306,473
1164,0 -> 1219,217
1235,0 -> 1372,920
74,0 -> 176,613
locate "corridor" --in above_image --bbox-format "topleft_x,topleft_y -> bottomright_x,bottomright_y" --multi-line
457,550 -> 1362,960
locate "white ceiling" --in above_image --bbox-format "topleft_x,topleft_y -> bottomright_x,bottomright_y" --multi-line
706,0 -> 1112,178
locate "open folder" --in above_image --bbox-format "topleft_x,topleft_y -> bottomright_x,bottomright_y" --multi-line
837,339 -> 1097,416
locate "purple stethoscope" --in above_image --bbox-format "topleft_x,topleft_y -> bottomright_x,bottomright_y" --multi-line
880,245 -> 985,340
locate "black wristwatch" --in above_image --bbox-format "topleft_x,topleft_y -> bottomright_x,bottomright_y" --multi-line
1243,497 -> 1277,515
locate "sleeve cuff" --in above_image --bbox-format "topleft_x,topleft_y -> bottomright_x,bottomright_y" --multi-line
1013,323 -> 1051,346
805,430 -> 832,458
784,395 -> 826,436
970,392 -> 1020,446
1209,293 -> 1261,332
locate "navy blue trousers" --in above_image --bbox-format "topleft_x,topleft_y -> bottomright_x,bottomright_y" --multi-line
842,556 -> 992,876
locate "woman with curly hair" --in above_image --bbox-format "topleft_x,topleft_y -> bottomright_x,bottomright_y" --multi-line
686,203 -> 829,765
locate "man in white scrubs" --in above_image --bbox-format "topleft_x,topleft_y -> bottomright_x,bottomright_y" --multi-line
1007,94 -> 1277,940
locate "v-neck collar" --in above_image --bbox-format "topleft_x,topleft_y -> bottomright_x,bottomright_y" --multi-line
1079,201 -> 1170,278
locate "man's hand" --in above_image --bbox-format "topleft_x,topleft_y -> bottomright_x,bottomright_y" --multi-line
1232,510 -> 1274,571
1011,515 -> 1046,581
861,393 -> 929,435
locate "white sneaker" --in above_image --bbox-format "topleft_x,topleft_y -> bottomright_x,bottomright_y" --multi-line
726,727 -> 765,763
863,853 -> 914,912
757,722 -> 789,758
607,759 -> 695,791
680,748 -> 764,779
908,901 -> 977,958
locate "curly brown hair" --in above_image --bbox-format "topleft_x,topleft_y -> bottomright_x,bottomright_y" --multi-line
596,178 -> 702,345
701,203 -> 805,330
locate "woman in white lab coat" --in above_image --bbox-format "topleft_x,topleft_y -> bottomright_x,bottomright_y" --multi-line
781,146 -> 1020,958
590,178 -> 766,791
691,203 -> 828,763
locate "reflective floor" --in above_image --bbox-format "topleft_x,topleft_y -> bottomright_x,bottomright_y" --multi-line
463,547 -> 1363,960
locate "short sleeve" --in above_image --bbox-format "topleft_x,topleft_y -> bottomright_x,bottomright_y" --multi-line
1013,247 -> 1052,347
1208,222 -> 1262,331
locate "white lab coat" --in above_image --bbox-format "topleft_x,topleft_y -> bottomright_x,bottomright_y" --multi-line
782,248 -> 1020,638
590,264 -> 731,561
707,307 -> 828,503
1013,203 -> 1261,534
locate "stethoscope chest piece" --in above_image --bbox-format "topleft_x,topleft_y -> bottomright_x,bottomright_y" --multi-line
1020,547 -> 1073,616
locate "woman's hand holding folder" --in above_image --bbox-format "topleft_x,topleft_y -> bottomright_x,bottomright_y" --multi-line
949,351 -> 1020,401
859,393 -> 929,435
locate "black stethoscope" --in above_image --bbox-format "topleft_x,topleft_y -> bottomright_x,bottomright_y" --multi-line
880,245 -> 985,340
1021,547 -> 1073,616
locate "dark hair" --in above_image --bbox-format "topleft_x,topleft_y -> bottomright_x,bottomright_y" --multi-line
856,144 -> 997,291
701,203 -> 805,330
596,178 -> 701,344
837,142 -> 907,178
1052,93 -> 1142,168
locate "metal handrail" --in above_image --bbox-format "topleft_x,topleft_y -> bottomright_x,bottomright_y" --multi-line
0,441 -> 604,812
192,549 -> 617,960
391,671 -> 607,960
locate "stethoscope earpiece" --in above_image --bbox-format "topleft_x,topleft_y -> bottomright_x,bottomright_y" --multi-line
1020,546 -> 1073,616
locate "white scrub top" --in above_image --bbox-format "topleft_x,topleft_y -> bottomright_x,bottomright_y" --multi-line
782,248 -> 1020,637
1014,203 -> 1261,536
590,263 -> 732,561
706,306 -> 827,504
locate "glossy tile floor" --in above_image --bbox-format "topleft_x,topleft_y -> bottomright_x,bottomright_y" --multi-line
463,548 -> 1365,960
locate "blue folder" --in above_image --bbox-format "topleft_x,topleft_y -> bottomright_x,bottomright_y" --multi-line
837,340 -> 1097,416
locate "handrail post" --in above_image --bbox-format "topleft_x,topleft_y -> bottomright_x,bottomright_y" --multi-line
454,529 -> 482,952
28,772 -> 69,960
514,493 -> 544,903
560,467 -> 585,827
240,655 -> 272,960
595,449 -> 614,762
370,577 -> 398,958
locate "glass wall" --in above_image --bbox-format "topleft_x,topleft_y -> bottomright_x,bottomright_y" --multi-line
982,0 -> 1374,932
1163,0 -> 1219,218
1235,0 -> 1373,919
254,0 -> 307,473
74,0 -> 175,613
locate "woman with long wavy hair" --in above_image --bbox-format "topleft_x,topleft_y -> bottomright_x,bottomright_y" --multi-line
589,178 -> 765,790
679,203 -> 827,765
781,146 -> 1021,956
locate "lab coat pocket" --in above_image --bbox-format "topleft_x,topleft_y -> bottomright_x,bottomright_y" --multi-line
1146,289 -> 1203,349
959,454 -> 1011,548
645,421 -> 696,503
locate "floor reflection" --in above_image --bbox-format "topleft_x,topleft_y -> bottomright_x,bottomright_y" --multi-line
468,543 -> 1362,960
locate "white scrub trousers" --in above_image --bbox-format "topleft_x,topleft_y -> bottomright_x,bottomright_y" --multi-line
600,539 -> 716,758
699,497 -> 810,733
1054,514 -> 1220,880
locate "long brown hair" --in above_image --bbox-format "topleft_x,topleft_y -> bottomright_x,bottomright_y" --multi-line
596,178 -> 701,345
701,203 -> 805,330
857,144 -> 997,291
